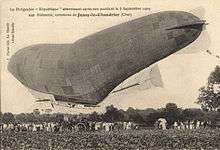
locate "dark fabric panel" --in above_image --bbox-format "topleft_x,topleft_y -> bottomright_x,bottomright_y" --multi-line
175,34 -> 186,46
61,86 -> 74,95
167,31 -> 174,40
152,22 -> 159,30
57,60 -> 64,69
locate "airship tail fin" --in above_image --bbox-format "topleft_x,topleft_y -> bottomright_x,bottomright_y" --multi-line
149,64 -> 163,87
112,64 -> 163,94
139,64 -> 163,90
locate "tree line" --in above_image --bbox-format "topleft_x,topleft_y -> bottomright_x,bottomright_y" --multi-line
0,103 -> 219,128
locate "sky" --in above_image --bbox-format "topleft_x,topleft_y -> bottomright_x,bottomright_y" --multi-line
1,0 -> 220,114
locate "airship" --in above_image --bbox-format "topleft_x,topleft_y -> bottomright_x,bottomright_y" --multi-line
8,11 -> 206,107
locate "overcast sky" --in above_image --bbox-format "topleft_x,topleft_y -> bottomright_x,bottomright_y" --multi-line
1,0 -> 220,114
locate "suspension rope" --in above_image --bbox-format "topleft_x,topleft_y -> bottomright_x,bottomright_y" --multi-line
206,50 -> 220,60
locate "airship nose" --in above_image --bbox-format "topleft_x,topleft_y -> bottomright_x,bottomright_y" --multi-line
178,11 -> 204,25
166,11 -> 206,47
169,11 -> 206,30
8,52 -> 18,77
7,46 -> 30,82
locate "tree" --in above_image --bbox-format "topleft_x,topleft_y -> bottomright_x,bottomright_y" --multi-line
204,111 -> 220,128
15,113 -> 27,123
0,112 -> 2,124
88,112 -> 101,122
197,66 -> 220,111
55,113 -> 64,123
136,108 -> 158,126
191,109 -> 205,121
126,107 -> 144,124
118,109 -> 130,122
2,112 -> 15,125
102,105 -> 123,122
25,113 -> 38,123
146,111 -> 162,127
181,108 -> 204,122
164,103 -> 181,128
208,66 -> 220,84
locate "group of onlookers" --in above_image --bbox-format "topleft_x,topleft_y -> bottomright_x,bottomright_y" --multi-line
0,121 -> 135,133
155,118 -> 215,130
1,119 -> 217,133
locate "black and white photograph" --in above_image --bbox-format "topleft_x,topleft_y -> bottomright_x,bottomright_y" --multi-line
1,0 -> 220,149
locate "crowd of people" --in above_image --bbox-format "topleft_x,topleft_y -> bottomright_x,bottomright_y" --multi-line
0,121 -> 135,133
0,118 -> 215,134
155,118 -> 214,130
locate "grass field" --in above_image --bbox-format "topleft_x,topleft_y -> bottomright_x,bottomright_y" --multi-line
1,129 -> 220,149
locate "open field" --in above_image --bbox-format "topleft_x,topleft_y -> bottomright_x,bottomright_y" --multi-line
1,129 -> 220,149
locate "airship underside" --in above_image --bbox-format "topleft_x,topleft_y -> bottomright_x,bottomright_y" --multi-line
8,11 -> 205,106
